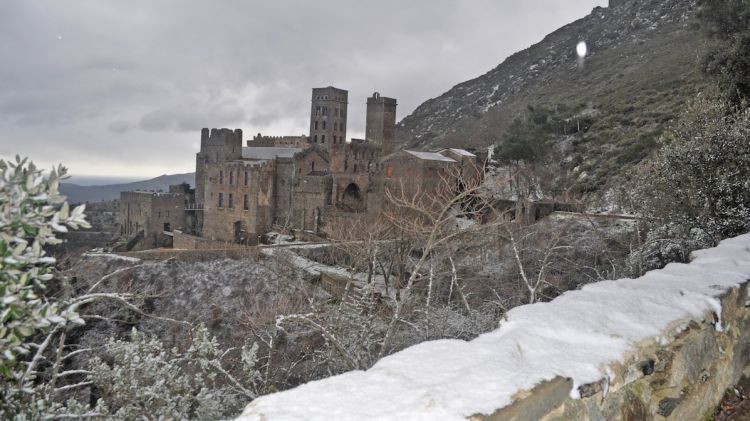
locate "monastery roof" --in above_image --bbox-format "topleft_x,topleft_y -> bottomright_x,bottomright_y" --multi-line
405,150 -> 457,162
440,148 -> 476,157
241,147 -> 303,161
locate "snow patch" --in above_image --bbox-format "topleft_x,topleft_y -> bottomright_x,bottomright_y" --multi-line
237,233 -> 750,421
82,252 -> 141,263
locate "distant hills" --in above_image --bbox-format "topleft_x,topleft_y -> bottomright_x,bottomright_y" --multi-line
396,0 -> 705,192
60,173 -> 196,204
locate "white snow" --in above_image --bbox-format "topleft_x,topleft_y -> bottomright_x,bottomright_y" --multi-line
237,233 -> 750,421
405,150 -> 457,162
82,252 -> 141,263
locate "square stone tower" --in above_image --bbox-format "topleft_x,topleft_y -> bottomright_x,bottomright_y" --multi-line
365,92 -> 397,155
309,87 -> 348,150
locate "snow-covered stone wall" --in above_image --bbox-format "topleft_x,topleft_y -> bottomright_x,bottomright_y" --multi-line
237,234 -> 750,420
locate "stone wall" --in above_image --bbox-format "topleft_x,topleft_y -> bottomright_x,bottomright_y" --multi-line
173,230 -> 258,249
236,233 -> 750,420
248,134 -> 309,148
117,247 -> 259,262
479,282 -> 750,421
119,191 -> 188,250
202,160 -> 275,243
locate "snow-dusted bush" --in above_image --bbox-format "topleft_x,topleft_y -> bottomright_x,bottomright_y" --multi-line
89,325 -> 262,420
0,157 -> 90,418
630,97 -> 750,273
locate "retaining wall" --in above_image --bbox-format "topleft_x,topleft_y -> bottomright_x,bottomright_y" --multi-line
237,233 -> 750,421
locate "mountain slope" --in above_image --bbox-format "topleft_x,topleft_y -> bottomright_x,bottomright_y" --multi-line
60,173 -> 195,204
396,0 -> 706,192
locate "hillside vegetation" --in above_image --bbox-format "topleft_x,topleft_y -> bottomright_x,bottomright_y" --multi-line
396,0 -> 706,193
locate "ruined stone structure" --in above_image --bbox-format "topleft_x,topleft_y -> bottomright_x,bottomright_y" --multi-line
121,86 -> 479,247
119,183 -> 195,250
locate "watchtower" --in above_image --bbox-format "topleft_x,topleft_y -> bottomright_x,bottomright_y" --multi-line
365,92 -> 397,155
309,87 -> 348,151
195,128 -> 243,204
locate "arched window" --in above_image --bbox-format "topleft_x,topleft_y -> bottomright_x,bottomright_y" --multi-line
314,121 -> 318,130
322,121 -> 326,130
314,135 -> 318,143
321,135 -> 325,143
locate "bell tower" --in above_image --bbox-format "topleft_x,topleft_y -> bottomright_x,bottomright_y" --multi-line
365,92 -> 397,155
309,86 -> 348,152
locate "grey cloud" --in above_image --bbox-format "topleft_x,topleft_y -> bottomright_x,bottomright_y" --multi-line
108,120 -> 135,133
0,0 -> 607,176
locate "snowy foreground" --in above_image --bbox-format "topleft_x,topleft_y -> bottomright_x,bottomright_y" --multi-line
237,234 -> 750,421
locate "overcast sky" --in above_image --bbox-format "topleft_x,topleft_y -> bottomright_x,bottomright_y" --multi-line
0,0 -> 606,178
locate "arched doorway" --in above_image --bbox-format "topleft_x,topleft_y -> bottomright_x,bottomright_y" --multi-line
339,183 -> 365,212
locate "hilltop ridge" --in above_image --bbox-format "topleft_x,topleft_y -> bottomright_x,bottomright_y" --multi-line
396,0 -> 705,191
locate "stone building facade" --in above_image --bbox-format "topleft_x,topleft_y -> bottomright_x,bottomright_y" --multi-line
120,86 -> 480,247
119,183 -> 194,250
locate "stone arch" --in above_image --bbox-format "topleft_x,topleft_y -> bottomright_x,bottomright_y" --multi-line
339,182 -> 365,212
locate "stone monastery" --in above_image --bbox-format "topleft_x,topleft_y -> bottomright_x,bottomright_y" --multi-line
120,87 -> 480,249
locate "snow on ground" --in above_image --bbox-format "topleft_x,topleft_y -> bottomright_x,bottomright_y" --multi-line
82,251 -> 141,263
262,248 -> 390,296
237,233 -> 750,421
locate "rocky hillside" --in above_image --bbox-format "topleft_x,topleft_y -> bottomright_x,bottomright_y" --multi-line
396,0 -> 706,192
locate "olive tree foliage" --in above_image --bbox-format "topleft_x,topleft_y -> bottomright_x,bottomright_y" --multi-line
0,157 -> 89,373
1,157 -> 265,420
0,157 -> 92,418
628,97 -> 750,273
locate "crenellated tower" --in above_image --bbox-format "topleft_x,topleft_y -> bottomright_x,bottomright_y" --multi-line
195,128 -> 243,205
365,92 -> 397,155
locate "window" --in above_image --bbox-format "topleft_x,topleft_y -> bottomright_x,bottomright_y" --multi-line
229,171 -> 234,185
334,122 -> 338,131
158,211 -> 161,218
322,121 -> 326,130
244,171 -> 249,186
314,135 -> 318,143
344,159 -> 348,170
316,106 -> 321,116
166,211 -> 170,217
321,135 -> 325,143
163,223 -> 171,232
314,121 -> 318,130
386,166 -> 394,178
243,194 -> 249,210
353,164 -> 358,172
219,170 -> 224,184
228,193 -> 234,209
218,193 -> 224,208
